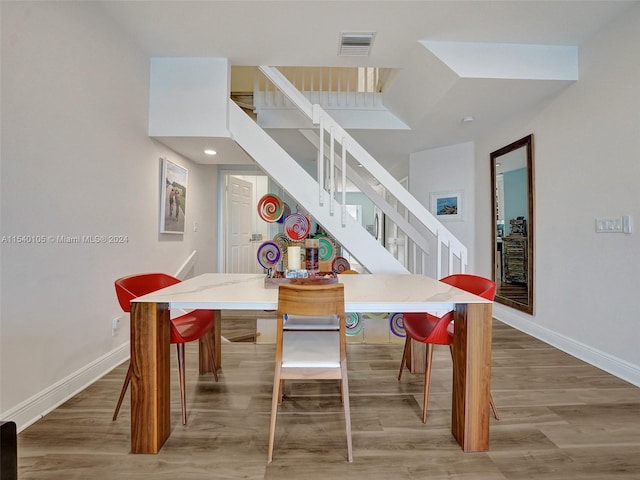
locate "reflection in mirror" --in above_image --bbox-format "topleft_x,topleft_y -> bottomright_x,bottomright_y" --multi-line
491,135 -> 534,314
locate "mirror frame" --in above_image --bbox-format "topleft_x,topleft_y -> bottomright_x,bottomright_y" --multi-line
490,134 -> 534,314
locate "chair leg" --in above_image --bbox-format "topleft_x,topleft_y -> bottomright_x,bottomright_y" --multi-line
341,363 -> 353,462
176,343 -> 187,425
448,345 -> 500,420
205,334 -> 219,382
490,394 -> 500,420
422,344 -> 434,423
267,368 -> 282,463
278,379 -> 285,404
398,336 -> 411,381
112,365 -> 132,421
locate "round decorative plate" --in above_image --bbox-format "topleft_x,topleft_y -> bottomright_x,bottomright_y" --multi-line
284,213 -> 310,241
315,235 -> 336,262
277,202 -> 291,224
389,313 -> 406,338
272,232 -> 290,253
364,312 -> 389,321
345,312 -> 363,336
257,194 -> 284,223
256,241 -> 281,269
332,256 -> 351,273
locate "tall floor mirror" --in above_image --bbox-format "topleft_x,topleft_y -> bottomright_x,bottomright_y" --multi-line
490,134 -> 534,314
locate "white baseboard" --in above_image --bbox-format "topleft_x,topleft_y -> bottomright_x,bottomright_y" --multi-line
494,304 -> 640,388
1,343 -> 129,432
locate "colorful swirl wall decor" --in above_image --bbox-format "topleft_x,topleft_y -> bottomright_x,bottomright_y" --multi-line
272,232 -> 290,253
257,194 -> 284,223
315,235 -> 336,262
363,312 -> 389,321
332,256 -> 351,273
389,313 -> 406,338
345,312 -> 363,336
284,213 -> 310,241
277,202 -> 291,224
256,241 -> 281,269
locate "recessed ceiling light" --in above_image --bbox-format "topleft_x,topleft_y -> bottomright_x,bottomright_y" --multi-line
204,149 -> 217,155
462,116 -> 474,123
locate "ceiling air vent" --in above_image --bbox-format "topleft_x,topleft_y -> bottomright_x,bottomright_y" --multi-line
339,32 -> 375,56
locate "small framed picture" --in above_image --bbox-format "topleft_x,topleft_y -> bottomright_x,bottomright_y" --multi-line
430,190 -> 463,221
160,157 -> 188,234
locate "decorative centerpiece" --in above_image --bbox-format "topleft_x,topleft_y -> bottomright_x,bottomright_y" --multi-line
263,241 -> 337,288
257,193 -> 341,288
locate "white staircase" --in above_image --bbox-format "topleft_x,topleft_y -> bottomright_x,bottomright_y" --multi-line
228,100 -> 407,274
228,66 -> 467,277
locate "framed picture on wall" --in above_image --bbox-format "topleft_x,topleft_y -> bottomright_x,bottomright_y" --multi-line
430,190 -> 463,221
160,157 -> 188,234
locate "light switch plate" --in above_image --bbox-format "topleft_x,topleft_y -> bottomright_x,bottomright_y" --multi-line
595,218 -> 623,233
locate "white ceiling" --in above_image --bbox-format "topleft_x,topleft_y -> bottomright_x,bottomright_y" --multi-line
100,0 -> 637,169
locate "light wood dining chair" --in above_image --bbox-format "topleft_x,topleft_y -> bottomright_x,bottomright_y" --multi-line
267,283 -> 353,463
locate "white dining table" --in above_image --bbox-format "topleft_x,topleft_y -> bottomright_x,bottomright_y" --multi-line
129,273 -> 493,454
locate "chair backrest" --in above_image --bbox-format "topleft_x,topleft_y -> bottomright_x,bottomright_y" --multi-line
276,283 -> 347,359
114,273 -> 181,312
440,273 -> 496,301
277,283 -> 345,328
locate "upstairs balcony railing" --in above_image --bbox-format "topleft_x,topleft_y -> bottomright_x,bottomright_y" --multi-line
254,66 -> 390,110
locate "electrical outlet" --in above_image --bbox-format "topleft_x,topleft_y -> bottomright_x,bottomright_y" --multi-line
112,317 -> 121,336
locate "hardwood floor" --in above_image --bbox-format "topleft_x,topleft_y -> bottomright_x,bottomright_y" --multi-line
495,281 -> 528,304
16,316 -> 640,479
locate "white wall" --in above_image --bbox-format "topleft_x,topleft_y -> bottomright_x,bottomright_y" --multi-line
149,57 -> 230,137
0,2 -> 218,427
474,4 -> 640,385
409,142 -> 476,274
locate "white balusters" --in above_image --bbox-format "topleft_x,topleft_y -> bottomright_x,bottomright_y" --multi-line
448,239 -> 455,276
329,126 -> 335,215
436,231 -> 443,279
318,111 -> 324,206
341,139 -> 347,227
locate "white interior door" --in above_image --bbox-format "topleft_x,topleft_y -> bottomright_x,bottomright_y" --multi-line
226,176 -> 253,273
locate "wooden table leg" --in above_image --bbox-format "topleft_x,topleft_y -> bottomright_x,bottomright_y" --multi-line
130,302 -> 171,454
450,302 -> 492,452
199,309 -> 222,373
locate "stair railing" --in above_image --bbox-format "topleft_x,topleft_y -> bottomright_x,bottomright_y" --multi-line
257,66 -> 467,277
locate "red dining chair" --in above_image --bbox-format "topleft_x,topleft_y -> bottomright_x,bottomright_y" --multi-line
112,273 -> 219,425
398,273 -> 499,423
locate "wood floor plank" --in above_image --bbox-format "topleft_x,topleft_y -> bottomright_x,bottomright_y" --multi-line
16,317 -> 640,479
